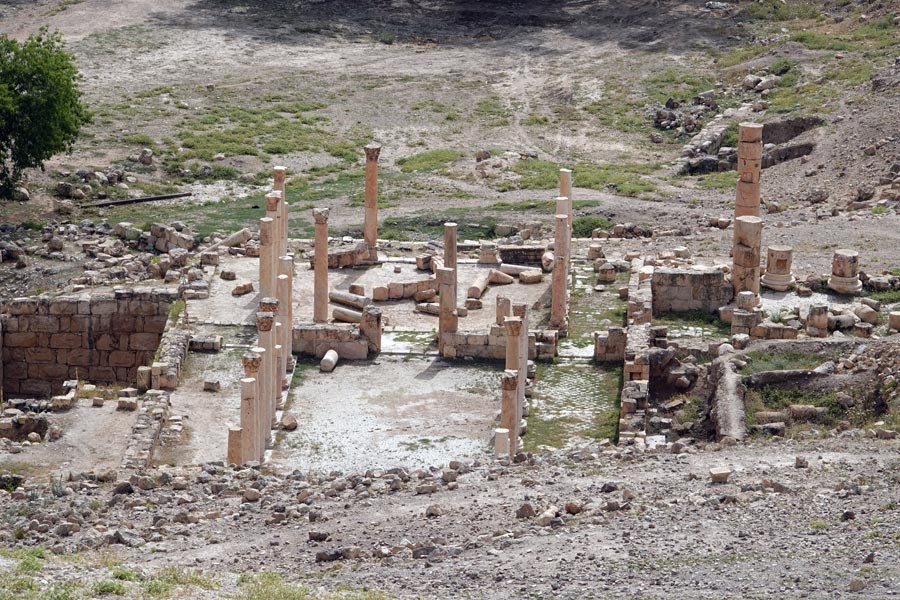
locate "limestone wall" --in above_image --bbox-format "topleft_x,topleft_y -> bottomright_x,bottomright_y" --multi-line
440,326 -> 557,361
1,287 -> 177,398
292,324 -> 371,360
650,268 -> 733,315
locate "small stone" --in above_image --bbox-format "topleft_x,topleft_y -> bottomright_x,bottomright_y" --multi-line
243,488 -> 261,502
425,504 -> 444,518
232,281 -> 254,296
848,579 -> 866,592
281,414 -> 298,431
710,467 -> 732,483
220,269 -> 237,281
516,502 -> 537,519
203,380 -> 221,392
795,456 -> 809,468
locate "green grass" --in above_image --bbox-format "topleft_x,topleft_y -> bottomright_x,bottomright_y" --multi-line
742,351 -> 832,375
122,133 -> 155,146
474,96 -> 510,126
395,149 -> 464,173
93,580 -> 128,596
790,31 -> 854,51
741,1 -> 820,21
141,567 -> 216,598
573,215 -> 613,237
523,113 -> 549,126
866,289 -> 900,305
499,159 -> 658,197
688,171 -> 738,190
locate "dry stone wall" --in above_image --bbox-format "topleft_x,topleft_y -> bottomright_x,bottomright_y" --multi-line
1,287 -> 177,397
651,268 -> 734,315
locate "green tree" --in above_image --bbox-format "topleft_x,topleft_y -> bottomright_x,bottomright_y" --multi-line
0,28 -> 89,197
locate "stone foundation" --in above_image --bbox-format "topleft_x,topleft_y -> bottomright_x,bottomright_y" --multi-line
1,287 -> 177,398
440,326 -> 557,361
650,268 -> 733,314
498,245 -> 547,266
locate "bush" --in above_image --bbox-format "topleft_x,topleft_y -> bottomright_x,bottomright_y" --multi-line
0,28 -> 89,196
573,215 -> 612,237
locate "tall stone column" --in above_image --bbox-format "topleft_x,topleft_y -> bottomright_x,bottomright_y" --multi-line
827,249 -> 863,295
735,122 -> 763,219
504,316 -> 523,452
437,267 -> 458,354
265,191 -> 282,275
556,195 -> 573,255
760,246 -> 796,291
364,143 -> 382,261
259,217 -> 275,299
276,274 -> 291,380
553,210 -> 570,278
313,208 -> 330,323
278,256 -> 294,373
512,303 -> 528,417
273,166 -> 288,257
549,213 -> 569,333
444,222 -> 458,309
256,311 -> 275,450
242,351 -> 262,461
559,169 -> 573,234
500,370 -> 518,456
732,215 -> 762,303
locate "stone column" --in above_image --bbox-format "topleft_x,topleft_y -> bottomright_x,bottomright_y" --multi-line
265,191 -> 282,276
227,427 -> 242,466
313,208 -> 330,323
437,267 -> 458,354
276,273 -> 291,380
273,166 -> 288,257
444,222 -> 458,309
559,168 -> 573,233
735,122 -> 763,219
500,369 -> 518,456
504,316 -> 523,450
761,245 -> 796,291
241,351 -> 262,461
732,215 -> 762,302
549,251 -> 568,331
278,256 -> 294,373
364,143 -> 382,261
806,304 -> 829,338
553,210 -> 570,278
512,303 -> 528,418
259,217 -> 275,299
494,427 -> 510,459
495,295 -> 511,325
555,196 -> 573,261
256,311 -> 275,449
827,249 -> 862,295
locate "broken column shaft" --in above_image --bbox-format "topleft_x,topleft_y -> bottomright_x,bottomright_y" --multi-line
732,215 -> 763,303
735,122 -> 763,219
499,369 -> 519,457
259,217 -> 275,299
273,166 -> 288,257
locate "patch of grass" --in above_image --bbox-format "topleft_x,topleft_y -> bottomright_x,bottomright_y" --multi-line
93,580 -> 128,596
692,171 -> 738,190
523,113 -> 549,126
111,566 -> 140,581
122,133 -> 155,146
867,289 -> 900,305
721,121 -> 740,148
741,1 -> 820,21
141,567 -> 216,598
790,31 -> 854,51
716,44 -> 775,68
872,205 -> 889,215
809,520 -> 830,531
474,96 -> 510,126
573,215 -> 613,237
235,572 -> 388,600
396,149 -> 464,173
502,159 -> 658,197
742,351 -> 831,375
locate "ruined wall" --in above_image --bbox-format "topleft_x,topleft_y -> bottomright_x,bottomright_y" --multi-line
1,287 -> 177,397
440,326 -> 557,361
651,268 -> 733,315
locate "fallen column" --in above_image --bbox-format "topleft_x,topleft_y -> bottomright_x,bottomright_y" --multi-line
760,245 -> 796,291
827,249 -> 863,295
364,143 -> 382,261
468,271 -> 491,299
313,208 -> 330,323
321,348 -> 339,372
333,306 -> 363,323
732,215 -> 762,304
735,122 -> 763,219
329,290 -> 371,310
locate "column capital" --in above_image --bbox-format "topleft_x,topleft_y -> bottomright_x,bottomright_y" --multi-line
273,166 -> 287,185
364,143 -> 382,161
242,352 -> 261,376
313,207 -> 330,224
256,311 -> 275,331
265,191 -> 282,212
504,316 -> 523,337
260,297 -> 279,314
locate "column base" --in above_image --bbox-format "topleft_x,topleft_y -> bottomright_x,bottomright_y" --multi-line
827,275 -> 862,295
760,273 -> 796,292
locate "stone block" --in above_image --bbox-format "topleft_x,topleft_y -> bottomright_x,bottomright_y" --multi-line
50,333 -> 83,349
